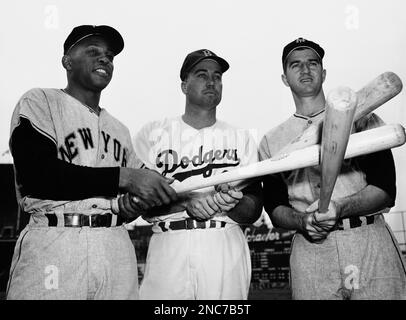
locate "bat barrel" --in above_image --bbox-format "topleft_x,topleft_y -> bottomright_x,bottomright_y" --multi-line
354,72 -> 403,121
344,123 -> 405,159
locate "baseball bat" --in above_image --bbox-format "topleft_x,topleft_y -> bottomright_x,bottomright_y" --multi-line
165,124 -> 405,194
276,72 -> 403,156
318,87 -> 357,213
111,124 -> 405,213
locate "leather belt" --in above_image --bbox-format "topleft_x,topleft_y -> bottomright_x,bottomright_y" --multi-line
45,213 -> 125,228
157,218 -> 226,232
335,215 -> 377,231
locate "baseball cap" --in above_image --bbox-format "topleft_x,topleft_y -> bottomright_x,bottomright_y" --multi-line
63,25 -> 124,56
282,37 -> 325,66
180,49 -> 230,81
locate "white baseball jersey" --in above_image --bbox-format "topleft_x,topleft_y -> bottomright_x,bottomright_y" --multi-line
135,116 -> 257,300
10,88 -> 142,215
133,116 -> 258,224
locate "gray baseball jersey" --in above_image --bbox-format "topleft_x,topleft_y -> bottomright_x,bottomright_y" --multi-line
7,88 -> 141,299
10,88 -> 142,215
259,111 -> 406,299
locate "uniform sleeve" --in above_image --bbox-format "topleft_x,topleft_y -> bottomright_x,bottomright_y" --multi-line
258,135 -> 272,161
356,149 -> 396,200
10,117 -> 120,200
258,130 -> 291,213
262,173 -> 292,214
354,112 -> 385,132
10,90 -> 57,144
354,113 -> 396,200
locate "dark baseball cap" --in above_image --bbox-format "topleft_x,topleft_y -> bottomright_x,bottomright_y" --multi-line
180,49 -> 229,81
282,37 -> 325,66
63,25 -> 124,56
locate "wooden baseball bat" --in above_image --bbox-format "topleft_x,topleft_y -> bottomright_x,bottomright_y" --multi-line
276,72 -> 403,156
111,124 -> 405,213
318,87 -> 357,213
167,124 -> 405,194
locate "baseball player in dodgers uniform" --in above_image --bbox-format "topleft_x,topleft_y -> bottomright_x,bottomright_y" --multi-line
7,25 -> 177,300
260,38 -> 406,299
134,49 -> 263,300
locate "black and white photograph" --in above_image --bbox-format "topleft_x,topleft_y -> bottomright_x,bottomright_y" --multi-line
0,0 -> 405,311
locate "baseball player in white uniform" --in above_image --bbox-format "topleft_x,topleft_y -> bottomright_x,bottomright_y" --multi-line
259,38 -> 406,299
134,49 -> 263,300
6,25 -> 177,300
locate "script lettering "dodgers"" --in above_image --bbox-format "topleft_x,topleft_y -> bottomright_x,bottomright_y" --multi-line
156,146 -> 239,175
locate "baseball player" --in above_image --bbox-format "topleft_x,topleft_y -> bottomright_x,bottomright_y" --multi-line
133,49 -> 263,300
259,38 -> 406,300
6,25 -> 177,300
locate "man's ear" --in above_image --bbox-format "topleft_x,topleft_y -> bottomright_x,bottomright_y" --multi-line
281,74 -> 290,87
61,55 -> 72,71
181,81 -> 188,94
322,69 -> 326,83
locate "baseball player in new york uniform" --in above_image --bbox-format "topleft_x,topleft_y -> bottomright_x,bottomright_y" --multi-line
6,25 -> 177,300
259,38 -> 406,299
134,49 -> 263,300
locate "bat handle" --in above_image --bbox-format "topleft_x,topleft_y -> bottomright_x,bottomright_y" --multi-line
318,198 -> 330,214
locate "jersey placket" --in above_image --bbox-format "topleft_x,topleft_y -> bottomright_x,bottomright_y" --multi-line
96,112 -> 105,165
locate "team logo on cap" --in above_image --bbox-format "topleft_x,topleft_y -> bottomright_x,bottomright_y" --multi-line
202,49 -> 213,57
296,37 -> 306,43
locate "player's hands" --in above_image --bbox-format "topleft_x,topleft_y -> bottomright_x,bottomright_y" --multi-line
119,167 -> 178,208
306,199 -> 341,230
213,183 -> 243,212
185,193 -> 222,221
302,200 -> 341,242
117,193 -> 146,221
300,213 -> 330,242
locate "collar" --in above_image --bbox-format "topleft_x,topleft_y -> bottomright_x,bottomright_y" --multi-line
293,108 -> 325,120
60,89 -> 101,116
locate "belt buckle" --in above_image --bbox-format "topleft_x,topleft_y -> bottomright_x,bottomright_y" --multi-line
89,215 -> 94,227
70,214 -> 81,227
186,219 -> 197,229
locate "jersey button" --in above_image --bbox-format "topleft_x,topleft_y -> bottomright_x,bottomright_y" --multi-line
101,154 -> 105,159
308,120 -> 312,124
